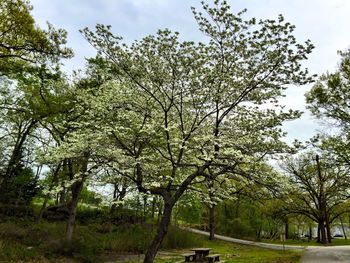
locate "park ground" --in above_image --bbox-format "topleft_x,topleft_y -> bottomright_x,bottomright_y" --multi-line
0,220 -> 301,263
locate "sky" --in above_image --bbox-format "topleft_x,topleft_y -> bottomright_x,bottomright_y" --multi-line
30,0 -> 350,143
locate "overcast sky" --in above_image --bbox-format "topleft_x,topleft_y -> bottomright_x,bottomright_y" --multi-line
30,0 -> 350,143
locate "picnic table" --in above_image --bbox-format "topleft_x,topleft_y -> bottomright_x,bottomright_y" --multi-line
190,248 -> 211,261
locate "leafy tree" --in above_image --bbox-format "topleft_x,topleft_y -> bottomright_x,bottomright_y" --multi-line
306,49 -> 350,166
305,48 -> 350,243
196,161 -> 280,240
0,0 -> 72,76
96,168 -> 131,213
38,60 -> 119,242
48,0 -> 315,261
307,49 -> 350,130
79,186 -> 102,206
0,0 -> 72,204
281,152 -> 350,244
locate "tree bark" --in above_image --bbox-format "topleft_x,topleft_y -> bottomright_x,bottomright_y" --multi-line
110,183 -> 127,213
0,120 -> 37,202
151,197 -> 156,218
340,216 -> 347,240
319,219 -> 327,244
309,225 -> 312,240
66,178 -> 85,243
316,155 -> 328,245
325,214 -> 332,243
285,218 -> 289,240
209,205 -> 215,240
157,200 -> 163,224
66,156 -> 89,244
4,120 -> 37,179
143,195 -> 147,222
36,162 -> 62,223
143,200 -> 173,263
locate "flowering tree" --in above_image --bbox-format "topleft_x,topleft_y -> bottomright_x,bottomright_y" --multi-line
49,0 -> 316,262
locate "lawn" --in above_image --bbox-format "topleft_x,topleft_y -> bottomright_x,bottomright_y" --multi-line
112,238 -> 302,263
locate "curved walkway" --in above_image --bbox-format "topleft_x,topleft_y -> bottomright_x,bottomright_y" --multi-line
184,228 -> 350,262
184,227 -> 305,250
301,246 -> 350,263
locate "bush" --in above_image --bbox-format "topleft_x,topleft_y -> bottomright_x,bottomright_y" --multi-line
217,218 -> 256,240
0,204 -> 34,220
162,226 -> 204,249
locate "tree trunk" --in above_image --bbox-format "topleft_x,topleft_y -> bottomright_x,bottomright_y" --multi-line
157,200 -> 163,224
66,156 -> 89,244
256,226 -> 262,241
285,218 -> 289,240
111,183 -> 127,213
36,163 -> 62,223
340,216 -> 347,240
325,214 -> 332,243
143,195 -> 147,222
110,183 -> 118,213
0,120 -> 37,202
316,155 -> 328,245
209,205 -> 215,240
4,120 -> 37,179
317,223 -> 320,243
309,225 -> 312,240
59,160 -> 70,205
143,201 -> 173,263
235,197 -> 240,218
66,179 -> 84,243
151,197 -> 156,218
319,220 -> 327,244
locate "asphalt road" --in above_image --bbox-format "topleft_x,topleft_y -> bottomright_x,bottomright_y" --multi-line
301,246 -> 350,263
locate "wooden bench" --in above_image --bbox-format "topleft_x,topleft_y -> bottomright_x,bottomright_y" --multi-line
206,254 -> 220,263
182,252 -> 196,262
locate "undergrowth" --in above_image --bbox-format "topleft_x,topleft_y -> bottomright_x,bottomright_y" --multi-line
0,221 -> 203,262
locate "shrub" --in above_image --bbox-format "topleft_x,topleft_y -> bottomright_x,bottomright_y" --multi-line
161,226 -> 204,249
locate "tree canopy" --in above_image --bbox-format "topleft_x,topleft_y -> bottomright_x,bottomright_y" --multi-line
0,0 -> 73,77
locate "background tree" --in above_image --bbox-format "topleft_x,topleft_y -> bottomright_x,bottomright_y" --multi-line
0,0 -> 72,76
281,152 -> 350,244
306,49 -> 350,166
0,0 -> 72,205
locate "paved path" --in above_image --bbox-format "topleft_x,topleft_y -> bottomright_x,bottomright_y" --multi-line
184,227 -> 305,251
301,246 -> 350,263
185,228 -> 350,262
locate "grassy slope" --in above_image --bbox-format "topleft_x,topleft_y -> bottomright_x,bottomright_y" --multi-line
0,220 -> 301,263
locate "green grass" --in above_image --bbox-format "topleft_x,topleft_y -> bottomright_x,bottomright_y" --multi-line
200,239 -> 301,263
101,234 -> 302,263
0,220 -> 302,263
